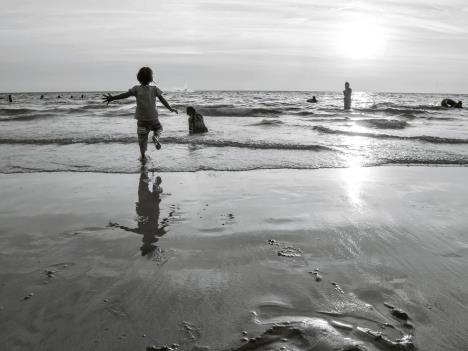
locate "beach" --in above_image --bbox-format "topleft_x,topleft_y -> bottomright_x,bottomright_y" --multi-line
1,166 -> 468,350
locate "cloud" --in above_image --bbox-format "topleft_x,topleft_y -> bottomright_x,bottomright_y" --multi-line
0,0 -> 467,92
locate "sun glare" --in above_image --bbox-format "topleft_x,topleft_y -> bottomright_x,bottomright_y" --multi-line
333,17 -> 387,60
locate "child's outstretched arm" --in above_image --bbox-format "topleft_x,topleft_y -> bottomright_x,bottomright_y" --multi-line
102,91 -> 132,105
157,95 -> 178,114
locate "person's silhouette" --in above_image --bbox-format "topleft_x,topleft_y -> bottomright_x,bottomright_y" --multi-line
110,168 -> 167,257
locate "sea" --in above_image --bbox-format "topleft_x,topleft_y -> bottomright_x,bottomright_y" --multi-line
1,90 -> 467,173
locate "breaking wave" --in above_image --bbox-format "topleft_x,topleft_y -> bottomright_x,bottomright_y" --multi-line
197,107 -> 283,117
356,119 -> 408,129
0,136 -> 334,151
313,126 -> 468,144
249,119 -> 284,126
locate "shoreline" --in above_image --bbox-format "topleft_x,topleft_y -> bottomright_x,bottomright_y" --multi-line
1,162 -> 468,175
1,166 -> 468,350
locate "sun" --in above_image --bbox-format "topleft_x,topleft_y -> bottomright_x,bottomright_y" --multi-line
333,16 -> 387,60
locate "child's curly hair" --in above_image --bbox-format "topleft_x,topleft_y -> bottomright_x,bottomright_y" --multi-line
186,106 -> 196,115
137,67 -> 153,85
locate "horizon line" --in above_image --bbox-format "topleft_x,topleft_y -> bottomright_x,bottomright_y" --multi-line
1,89 -> 467,95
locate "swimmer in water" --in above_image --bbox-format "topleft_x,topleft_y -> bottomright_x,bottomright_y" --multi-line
441,98 -> 462,108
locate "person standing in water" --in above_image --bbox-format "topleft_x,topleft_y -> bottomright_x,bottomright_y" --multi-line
343,82 -> 352,110
103,66 -> 178,163
8,94 -> 13,103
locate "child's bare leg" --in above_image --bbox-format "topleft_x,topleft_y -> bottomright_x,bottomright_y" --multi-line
154,127 -> 162,139
152,127 -> 162,150
138,133 -> 149,160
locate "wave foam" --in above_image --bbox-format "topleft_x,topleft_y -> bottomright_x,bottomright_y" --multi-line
313,126 -> 468,144
0,136 -> 334,151
357,119 -> 408,129
197,107 -> 283,117
249,119 -> 284,126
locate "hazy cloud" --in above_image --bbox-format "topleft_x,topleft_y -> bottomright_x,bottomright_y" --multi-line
1,0 -> 467,92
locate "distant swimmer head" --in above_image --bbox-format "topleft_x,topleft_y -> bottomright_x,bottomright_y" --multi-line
186,106 -> 196,116
137,67 -> 153,86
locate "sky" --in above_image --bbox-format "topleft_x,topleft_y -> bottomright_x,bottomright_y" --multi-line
0,0 -> 467,93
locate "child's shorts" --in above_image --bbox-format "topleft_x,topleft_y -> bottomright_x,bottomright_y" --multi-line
137,120 -> 163,138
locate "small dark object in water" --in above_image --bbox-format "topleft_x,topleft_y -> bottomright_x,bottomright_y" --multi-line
240,337 -> 249,342
146,346 -> 172,351
383,302 -> 395,309
391,308 -> 409,320
45,269 -> 56,277
307,96 -> 318,103
23,292 -> 34,300
8,94 -> 13,103
309,271 -> 322,281
40,95 -> 44,99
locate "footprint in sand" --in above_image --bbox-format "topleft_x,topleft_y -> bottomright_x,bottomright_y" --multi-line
266,239 -> 303,258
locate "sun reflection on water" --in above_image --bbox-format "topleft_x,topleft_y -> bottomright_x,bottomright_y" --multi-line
343,165 -> 370,207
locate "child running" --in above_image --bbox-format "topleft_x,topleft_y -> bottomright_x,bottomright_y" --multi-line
103,67 -> 178,163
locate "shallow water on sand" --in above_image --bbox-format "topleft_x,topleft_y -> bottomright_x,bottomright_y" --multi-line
1,91 -> 467,173
1,168 -> 468,350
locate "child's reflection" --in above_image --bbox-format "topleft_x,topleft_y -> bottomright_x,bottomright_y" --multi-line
111,168 -> 167,257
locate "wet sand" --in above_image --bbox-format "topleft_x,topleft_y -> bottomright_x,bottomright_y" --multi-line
0,167 -> 467,350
